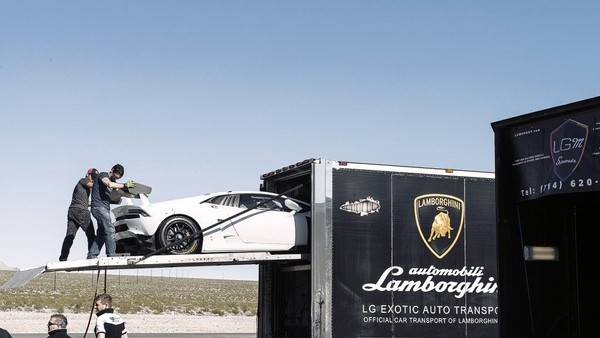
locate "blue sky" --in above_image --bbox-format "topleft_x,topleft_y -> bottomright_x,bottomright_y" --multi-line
2,1 -> 600,280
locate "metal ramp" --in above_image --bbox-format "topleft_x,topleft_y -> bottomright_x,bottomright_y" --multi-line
0,266 -> 45,289
1,252 -> 309,289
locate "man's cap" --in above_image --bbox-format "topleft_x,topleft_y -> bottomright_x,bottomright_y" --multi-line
87,168 -> 99,178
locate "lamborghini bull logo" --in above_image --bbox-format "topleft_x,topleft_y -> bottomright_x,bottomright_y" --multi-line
427,206 -> 453,242
414,194 -> 464,259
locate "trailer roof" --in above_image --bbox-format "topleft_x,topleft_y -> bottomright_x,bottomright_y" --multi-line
261,158 -> 494,180
491,95 -> 600,131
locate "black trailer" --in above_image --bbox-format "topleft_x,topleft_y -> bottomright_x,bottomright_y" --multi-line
491,96 -> 597,337
4,158 -> 499,338
257,159 -> 498,338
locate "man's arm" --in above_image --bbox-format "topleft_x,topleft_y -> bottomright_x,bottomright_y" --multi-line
101,177 -> 125,190
102,177 -> 136,196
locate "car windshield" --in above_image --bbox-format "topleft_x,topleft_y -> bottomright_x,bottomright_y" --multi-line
205,193 -> 301,212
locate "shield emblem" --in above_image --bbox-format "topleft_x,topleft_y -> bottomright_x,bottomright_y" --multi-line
414,194 -> 464,259
550,119 -> 588,181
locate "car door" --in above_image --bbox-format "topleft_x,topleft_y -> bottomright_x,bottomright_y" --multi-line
231,193 -> 296,246
192,195 -> 236,239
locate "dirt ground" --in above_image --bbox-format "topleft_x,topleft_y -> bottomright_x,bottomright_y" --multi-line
0,311 -> 256,334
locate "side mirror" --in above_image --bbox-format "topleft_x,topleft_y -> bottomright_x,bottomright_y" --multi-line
284,199 -> 302,212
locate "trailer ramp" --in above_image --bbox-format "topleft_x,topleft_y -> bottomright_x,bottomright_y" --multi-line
1,252 -> 308,289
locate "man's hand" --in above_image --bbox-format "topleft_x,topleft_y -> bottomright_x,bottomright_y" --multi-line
124,180 -> 136,189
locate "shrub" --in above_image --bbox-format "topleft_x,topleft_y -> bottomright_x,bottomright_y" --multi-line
0,271 -> 257,316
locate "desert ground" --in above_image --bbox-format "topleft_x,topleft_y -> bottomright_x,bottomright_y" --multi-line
0,311 -> 256,334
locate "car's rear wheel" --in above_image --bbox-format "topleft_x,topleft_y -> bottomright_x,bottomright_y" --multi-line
156,215 -> 202,255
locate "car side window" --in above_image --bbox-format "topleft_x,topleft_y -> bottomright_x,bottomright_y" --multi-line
239,194 -> 255,209
254,196 -> 269,210
222,195 -> 238,207
206,195 -> 226,205
237,194 -> 282,211
204,195 -> 240,207
255,196 -> 283,211
206,194 -> 307,212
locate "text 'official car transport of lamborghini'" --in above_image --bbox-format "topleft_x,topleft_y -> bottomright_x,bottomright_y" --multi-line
112,190 -> 311,255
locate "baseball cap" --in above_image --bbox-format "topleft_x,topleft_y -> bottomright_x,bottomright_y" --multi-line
87,168 -> 99,179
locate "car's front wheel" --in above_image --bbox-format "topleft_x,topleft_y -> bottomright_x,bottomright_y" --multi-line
156,215 -> 202,255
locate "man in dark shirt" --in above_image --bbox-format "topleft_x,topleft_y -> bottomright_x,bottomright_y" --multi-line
0,327 -> 13,338
59,168 -> 98,261
87,164 -> 135,259
46,314 -> 72,338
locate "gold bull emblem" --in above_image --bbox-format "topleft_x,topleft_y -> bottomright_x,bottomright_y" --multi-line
427,206 -> 454,242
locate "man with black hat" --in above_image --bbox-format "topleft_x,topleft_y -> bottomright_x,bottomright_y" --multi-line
59,168 -> 98,261
87,164 -> 136,259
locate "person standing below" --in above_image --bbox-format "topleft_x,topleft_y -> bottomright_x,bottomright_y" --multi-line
87,164 -> 135,259
94,293 -> 128,338
59,168 -> 98,261
0,327 -> 13,338
46,313 -> 72,338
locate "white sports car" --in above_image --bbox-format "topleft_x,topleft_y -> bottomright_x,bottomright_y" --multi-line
112,191 -> 311,255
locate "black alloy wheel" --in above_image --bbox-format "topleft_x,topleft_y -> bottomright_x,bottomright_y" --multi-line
156,215 -> 202,254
